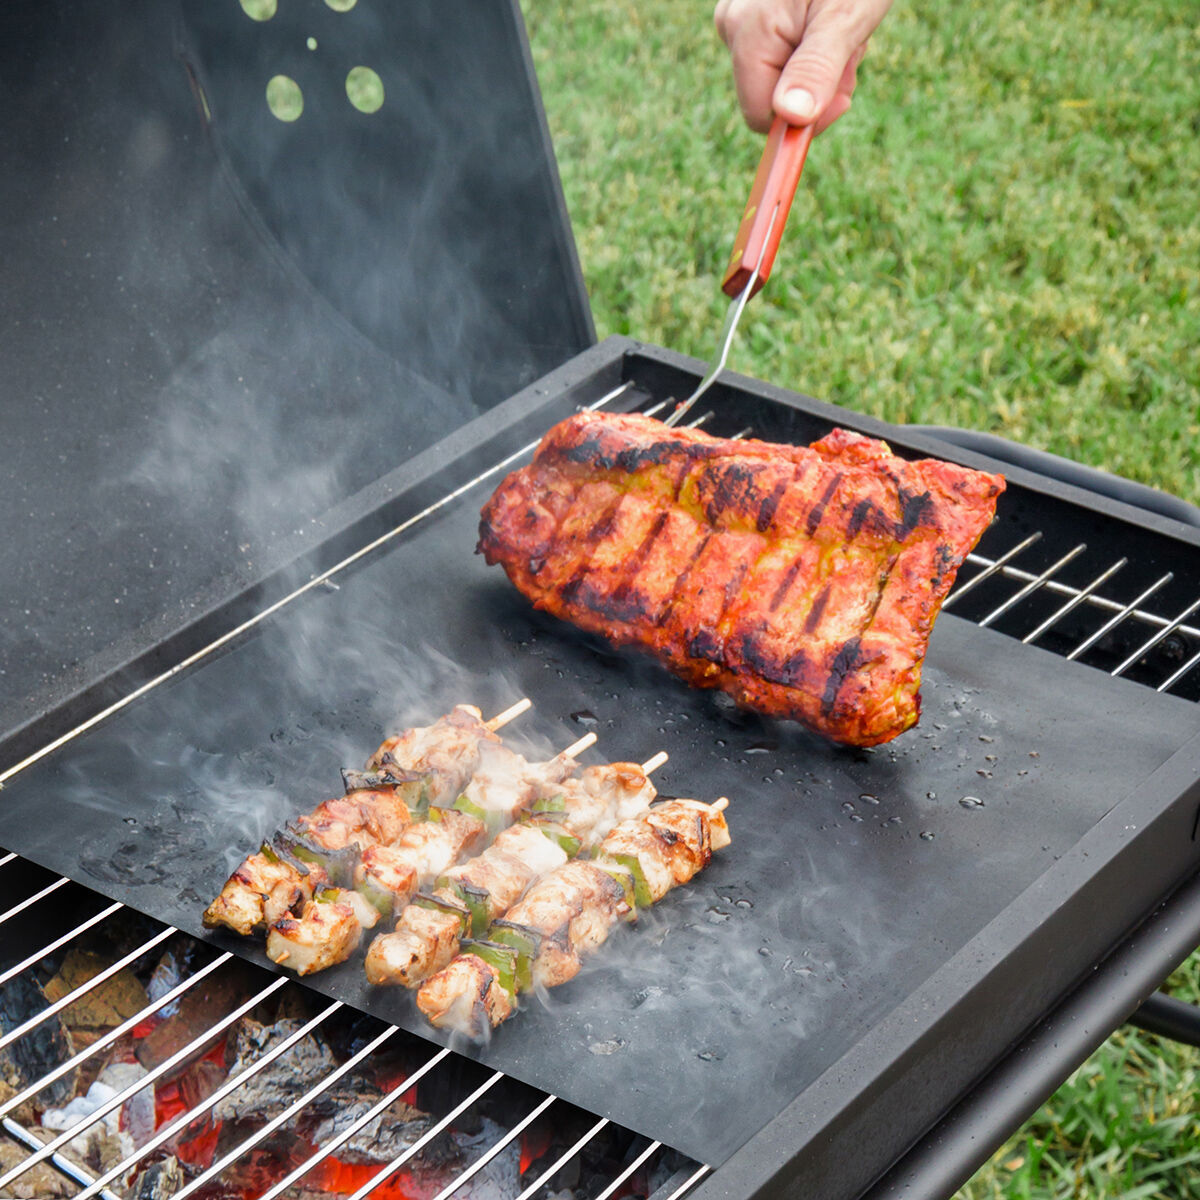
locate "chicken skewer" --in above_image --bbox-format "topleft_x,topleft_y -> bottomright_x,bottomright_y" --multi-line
365,750 -> 669,988
265,729 -> 599,976
416,797 -> 730,1037
202,700 -> 529,938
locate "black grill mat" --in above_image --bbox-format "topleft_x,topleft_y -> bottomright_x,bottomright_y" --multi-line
3,357 -> 1200,1171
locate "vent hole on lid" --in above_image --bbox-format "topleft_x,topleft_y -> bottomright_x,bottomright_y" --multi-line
346,66 -> 384,113
239,0 -> 277,20
266,74 -> 303,122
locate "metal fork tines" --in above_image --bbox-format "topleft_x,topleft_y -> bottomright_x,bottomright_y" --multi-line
663,203 -> 780,428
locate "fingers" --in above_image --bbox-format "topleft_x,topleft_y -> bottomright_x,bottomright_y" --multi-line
714,0 -> 809,133
772,0 -> 887,126
811,41 -> 866,134
716,0 -> 891,134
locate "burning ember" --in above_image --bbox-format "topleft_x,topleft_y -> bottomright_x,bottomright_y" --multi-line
0,905 -> 688,1199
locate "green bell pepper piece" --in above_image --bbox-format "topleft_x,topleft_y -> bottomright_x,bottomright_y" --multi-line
460,939 -> 518,1003
533,824 -> 582,858
412,891 -> 471,937
590,858 -> 641,919
435,877 -> 493,936
530,792 -> 567,814
488,921 -> 542,992
356,875 -> 395,921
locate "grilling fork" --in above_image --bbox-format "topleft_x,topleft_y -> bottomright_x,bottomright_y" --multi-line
664,116 -> 815,427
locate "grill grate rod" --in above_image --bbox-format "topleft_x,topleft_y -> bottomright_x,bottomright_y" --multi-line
254,1046 -> 454,1200
0,951 -> 233,1124
345,1070 -> 506,1200
662,1163 -> 713,1200
72,996 -> 342,1200
0,975 -> 288,1194
941,534 -> 1044,608
0,924 -> 175,1054
0,872 -> 70,928
0,900 -> 123,991
1,1114 -> 124,1200
430,1092 -> 559,1200
1160,648 -> 1200,694
1066,573 -> 1175,661
1111,595 -> 1200,679
1022,558 -> 1129,645
965,555 -> 1199,642
594,1139 -> 663,1200
976,544 -> 1088,628
516,1117 -> 610,1200
170,1021 -> 400,1200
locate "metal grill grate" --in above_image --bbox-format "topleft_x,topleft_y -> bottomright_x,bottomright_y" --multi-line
0,862 -> 707,1199
945,537 -> 1200,698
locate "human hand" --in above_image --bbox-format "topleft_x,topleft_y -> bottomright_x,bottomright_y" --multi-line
714,0 -> 893,134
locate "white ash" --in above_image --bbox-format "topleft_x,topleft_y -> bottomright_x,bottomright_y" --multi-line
41,1061 -> 152,1166
444,1117 -> 523,1200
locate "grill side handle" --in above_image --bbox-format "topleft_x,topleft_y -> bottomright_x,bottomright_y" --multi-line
907,426 -> 1200,530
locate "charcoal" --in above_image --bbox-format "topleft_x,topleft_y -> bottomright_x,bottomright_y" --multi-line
134,965 -> 258,1071
308,1094 -> 432,1163
0,1136 -> 74,1198
42,948 -> 149,1052
0,976 -> 75,1108
213,1018 -> 337,1123
130,1156 -> 185,1200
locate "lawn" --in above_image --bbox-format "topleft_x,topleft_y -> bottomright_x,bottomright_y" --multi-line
521,0 -> 1200,1195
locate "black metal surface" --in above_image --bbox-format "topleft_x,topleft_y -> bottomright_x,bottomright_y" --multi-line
908,426 -> 1200,530
0,0 -> 592,749
2,342 -> 1200,1181
859,864 -> 1200,1200
1128,989 -> 1200,1048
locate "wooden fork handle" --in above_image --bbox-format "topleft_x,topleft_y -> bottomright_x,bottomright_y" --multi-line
721,116 -> 815,299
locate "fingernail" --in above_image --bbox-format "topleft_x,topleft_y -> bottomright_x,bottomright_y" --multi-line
781,88 -> 817,120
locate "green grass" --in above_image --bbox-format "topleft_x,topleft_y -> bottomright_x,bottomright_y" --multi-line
523,0 -> 1199,502
522,1 -> 1200,1195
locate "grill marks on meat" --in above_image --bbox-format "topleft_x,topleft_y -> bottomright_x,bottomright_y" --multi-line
479,413 -> 1005,746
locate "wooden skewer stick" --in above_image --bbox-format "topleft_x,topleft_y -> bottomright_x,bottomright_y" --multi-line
710,796 -> 730,813
640,750 -> 669,775
559,731 -> 598,760
486,697 -> 532,731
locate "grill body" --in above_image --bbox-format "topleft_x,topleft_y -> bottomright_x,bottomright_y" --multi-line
3,339 -> 1200,1197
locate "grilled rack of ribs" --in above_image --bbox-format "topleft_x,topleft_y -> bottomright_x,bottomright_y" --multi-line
478,412 -> 1005,746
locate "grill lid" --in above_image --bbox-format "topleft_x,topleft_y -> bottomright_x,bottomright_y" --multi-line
0,0 -> 592,748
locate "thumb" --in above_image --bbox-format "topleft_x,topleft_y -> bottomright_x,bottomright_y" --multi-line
771,9 -> 865,124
